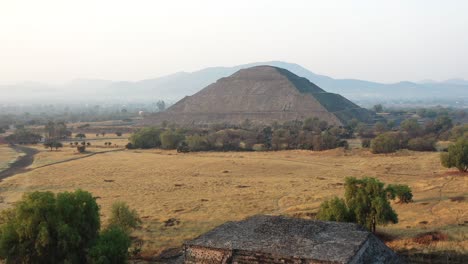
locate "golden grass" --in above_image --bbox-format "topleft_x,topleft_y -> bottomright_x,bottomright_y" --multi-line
0,148 -> 466,256
27,144 -> 125,169
0,145 -> 23,172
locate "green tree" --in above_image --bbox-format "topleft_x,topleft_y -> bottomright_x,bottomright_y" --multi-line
374,121 -> 388,134
129,127 -> 162,149
440,138 -> 468,172
317,177 -> 398,233
75,133 -> 86,139
373,104 -> 383,113
4,129 -> 42,144
344,177 -> 398,232
386,184 -> 413,203
108,202 -> 141,234
371,132 -> 400,154
0,190 -> 100,263
160,130 -> 184,149
44,141 -> 63,151
89,226 -> 131,264
185,134 -> 209,151
434,115 -> 453,133
156,100 -> 166,112
400,118 -> 422,137
316,197 -> 351,222
407,137 -> 436,151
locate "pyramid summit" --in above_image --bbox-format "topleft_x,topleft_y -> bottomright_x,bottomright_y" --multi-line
145,66 -> 373,126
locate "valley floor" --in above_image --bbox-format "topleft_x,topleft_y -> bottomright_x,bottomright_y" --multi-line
0,146 -> 466,260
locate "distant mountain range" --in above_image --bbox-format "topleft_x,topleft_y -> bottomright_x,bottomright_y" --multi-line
1,61 -> 467,104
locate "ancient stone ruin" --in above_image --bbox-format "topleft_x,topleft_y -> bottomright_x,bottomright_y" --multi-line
144,66 -> 373,126
183,215 -> 402,264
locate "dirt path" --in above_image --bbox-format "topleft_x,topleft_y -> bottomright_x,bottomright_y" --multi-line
0,145 -> 38,181
0,145 -> 125,181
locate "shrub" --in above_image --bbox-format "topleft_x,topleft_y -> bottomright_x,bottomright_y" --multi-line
209,129 -> 243,151
185,134 -> 209,151
371,133 -> 400,154
108,202 -> 141,234
387,184 -> 413,203
361,138 -> 371,148
0,190 -> 100,263
77,145 -> 86,153
317,197 -> 351,222
129,127 -> 162,149
75,133 -> 86,139
407,137 -> 436,151
160,130 -> 185,149
440,138 -> 468,172
4,129 -> 42,144
318,177 -> 398,233
89,226 -> 131,264
400,119 -> 422,137
125,143 -> 134,149
177,141 -> 190,153
44,141 -> 63,151
412,231 -> 448,245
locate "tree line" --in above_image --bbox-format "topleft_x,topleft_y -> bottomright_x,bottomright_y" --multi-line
126,117 -> 350,152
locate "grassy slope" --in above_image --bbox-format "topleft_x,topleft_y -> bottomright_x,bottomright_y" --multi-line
0,148 -> 466,257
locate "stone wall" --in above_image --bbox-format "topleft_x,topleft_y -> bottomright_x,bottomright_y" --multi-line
184,245 -> 342,264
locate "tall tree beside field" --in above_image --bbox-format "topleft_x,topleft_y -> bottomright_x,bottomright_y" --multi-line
317,177 -> 399,233
0,190 -> 100,263
441,138 -> 468,172
0,190 -> 133,264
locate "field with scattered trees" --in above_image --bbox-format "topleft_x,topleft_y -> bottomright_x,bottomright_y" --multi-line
0,106 -> 467,262
0,147 -> 466,261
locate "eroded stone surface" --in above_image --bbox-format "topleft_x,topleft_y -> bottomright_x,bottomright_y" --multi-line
143,66 -> 372,126
184,215 -> 403,264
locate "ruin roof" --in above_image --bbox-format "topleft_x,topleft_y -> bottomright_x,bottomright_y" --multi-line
185,215 -> 374,263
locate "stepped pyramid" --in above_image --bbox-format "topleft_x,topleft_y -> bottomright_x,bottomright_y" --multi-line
145,66 -> 372,126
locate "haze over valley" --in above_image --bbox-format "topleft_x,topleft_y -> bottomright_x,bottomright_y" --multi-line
0,1 -> 467,263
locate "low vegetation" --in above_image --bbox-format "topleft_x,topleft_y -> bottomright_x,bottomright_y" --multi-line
440,138 -> 468,172
0,190 -> 139,264
317,177 -> 403,232
129,117 -> 349,152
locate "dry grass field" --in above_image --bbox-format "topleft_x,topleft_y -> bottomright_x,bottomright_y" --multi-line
0,145 -> 23,172
0,147 -> 466,260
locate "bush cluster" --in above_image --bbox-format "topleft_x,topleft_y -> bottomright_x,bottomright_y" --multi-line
128,118 -> 351,152
0,190 -> 140,264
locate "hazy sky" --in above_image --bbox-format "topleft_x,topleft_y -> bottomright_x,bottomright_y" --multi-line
1,0 -> 467,85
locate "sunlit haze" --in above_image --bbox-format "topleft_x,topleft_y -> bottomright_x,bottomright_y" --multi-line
1,0 -> 468,85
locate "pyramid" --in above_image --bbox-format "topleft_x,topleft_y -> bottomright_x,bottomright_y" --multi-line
145,66 -> 372,126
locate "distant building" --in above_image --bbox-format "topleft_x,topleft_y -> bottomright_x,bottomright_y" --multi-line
184,215 -> 402,264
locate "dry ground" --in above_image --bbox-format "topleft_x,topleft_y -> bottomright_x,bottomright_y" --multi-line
0,147 -> 466,258
0,145 -> 23,172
